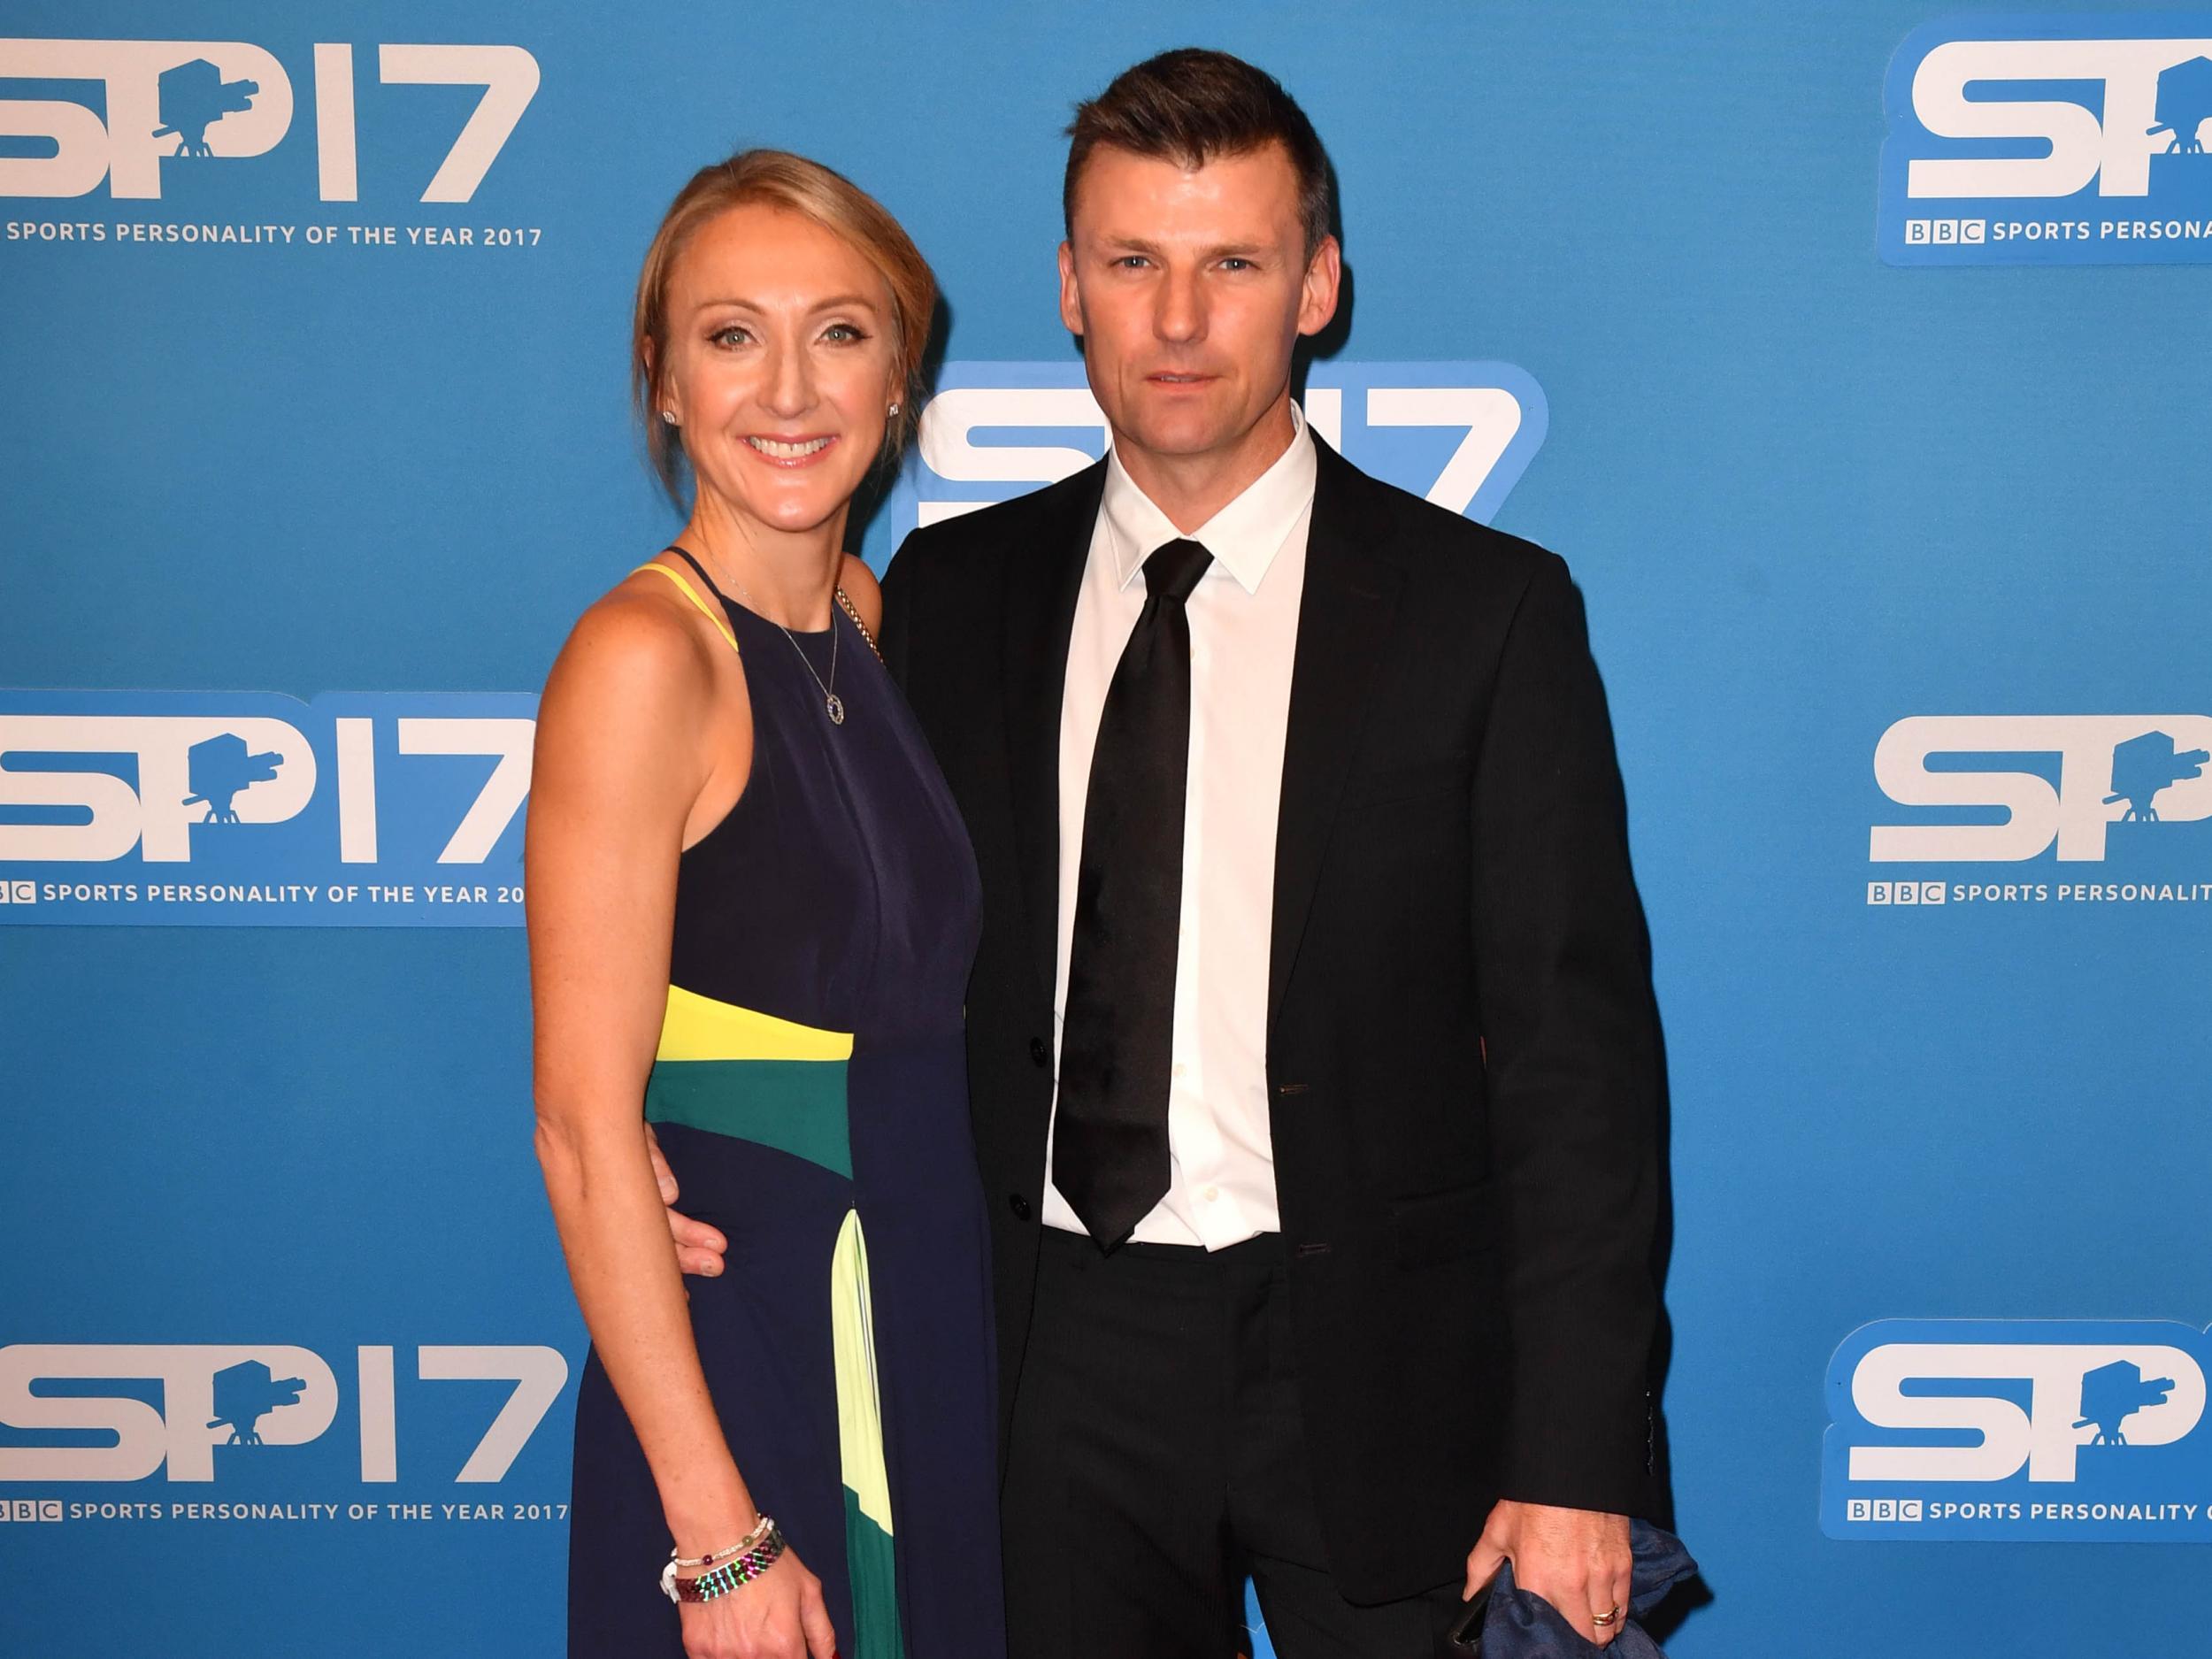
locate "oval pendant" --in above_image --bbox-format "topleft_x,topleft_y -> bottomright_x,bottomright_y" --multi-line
825,693 -> 846,726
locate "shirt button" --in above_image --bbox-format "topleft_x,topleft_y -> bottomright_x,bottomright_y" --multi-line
1202,1186 -> 1219,1202
1171,1062 -> 1187,1080
1027,1037 -> 1049,1068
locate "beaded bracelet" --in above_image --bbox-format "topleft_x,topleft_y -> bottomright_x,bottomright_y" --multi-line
659,1519 -> 787,1604
669,1512 -> 773,1572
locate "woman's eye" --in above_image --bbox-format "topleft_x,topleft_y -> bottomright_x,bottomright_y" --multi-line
822,323 -> 865,343
710,325 -> 751,348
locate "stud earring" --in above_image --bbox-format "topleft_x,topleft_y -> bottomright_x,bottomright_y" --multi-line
660,410 -> 677,425
887,402 -> 901,417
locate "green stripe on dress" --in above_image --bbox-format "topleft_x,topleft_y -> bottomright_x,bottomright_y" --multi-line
643,1058 -> 851,1178
832,1210 -> 902,1656
843,1487 -> 902,1659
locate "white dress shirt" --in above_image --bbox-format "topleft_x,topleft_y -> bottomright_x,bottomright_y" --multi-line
1042,407 -> 1317,1249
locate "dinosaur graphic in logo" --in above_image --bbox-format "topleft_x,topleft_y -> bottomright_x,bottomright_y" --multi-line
206,1359 -> 306,1448
2074,1359 -> 2177,1448
152,58 -> 261,158
2147,54 -> 2212,155
2105,730 -> 2210,823
182,732 -> 283,826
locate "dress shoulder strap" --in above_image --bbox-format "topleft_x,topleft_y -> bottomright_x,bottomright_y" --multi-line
631,548 -> 739,655
662,543 -> 726,603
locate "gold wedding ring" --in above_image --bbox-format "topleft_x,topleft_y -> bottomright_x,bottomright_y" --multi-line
1592,1605 -> 1623,1629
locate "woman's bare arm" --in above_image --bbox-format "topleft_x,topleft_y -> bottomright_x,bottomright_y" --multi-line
526,583 -> 757,1554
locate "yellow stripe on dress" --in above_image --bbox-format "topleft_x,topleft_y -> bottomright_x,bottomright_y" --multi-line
832,1210 -> 903,1655
656,984 -> 854,1063
632,559 -> 740,654
831,1210 -> 895,1535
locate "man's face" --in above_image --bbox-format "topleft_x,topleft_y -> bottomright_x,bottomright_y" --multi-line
1060,141 -> 1339,468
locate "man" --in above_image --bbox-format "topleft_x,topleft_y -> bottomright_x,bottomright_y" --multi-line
666,48 -> 1662,1655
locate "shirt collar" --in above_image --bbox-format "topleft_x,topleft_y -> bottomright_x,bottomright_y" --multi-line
1099,401 -> 1317,596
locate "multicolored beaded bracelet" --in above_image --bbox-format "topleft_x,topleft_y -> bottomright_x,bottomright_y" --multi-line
659,1520 -> 787,1605
670,1512 -> 774,1573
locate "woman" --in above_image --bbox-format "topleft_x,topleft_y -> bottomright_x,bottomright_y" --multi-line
527,151 -> 1002,1659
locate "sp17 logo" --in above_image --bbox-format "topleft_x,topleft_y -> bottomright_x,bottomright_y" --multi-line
1879,18 -> 2212,265
1824,1319 -> 2212,1540
885,361 -> 1548,540
0,39 -> 536,201
0,1343 -> 566,1484
1870,715 -> 2212,862
0,691 -> 536,926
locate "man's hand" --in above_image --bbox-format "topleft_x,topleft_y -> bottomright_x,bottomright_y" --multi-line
1466,1499 -> 1632,1647
648,1124 -> 728,1278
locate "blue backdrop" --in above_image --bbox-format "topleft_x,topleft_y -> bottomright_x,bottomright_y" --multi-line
4,4 -> 2210,1654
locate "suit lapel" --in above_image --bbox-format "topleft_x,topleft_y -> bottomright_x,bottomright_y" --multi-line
1269,441 -> 1406,1041
1003,459 -> 1108,1010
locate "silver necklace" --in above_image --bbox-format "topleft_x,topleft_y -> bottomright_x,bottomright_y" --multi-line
723,565 -> 845,726
784,611 -> 843,726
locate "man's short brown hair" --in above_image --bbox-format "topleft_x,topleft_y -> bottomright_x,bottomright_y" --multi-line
1063,49 -> 1334,257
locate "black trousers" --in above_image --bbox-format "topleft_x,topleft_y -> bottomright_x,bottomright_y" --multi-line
1002,1226 -> 1471,1658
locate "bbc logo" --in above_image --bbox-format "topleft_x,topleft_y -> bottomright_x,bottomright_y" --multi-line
1847,1499 -> 1924,1522
0,880 -> 35,904
0,1500 -> 63,1522
1904,219 -> 1987,245
1869,881 -> 1947,905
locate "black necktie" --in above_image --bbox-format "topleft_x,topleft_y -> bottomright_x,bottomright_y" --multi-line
1053,537 -> 1214,1250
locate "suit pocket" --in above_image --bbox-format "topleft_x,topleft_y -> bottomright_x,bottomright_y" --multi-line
1342,749 -> 1471,810
1387,1180 -> 1494,1269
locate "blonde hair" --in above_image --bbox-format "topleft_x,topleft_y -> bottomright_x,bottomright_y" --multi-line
632,149 -> 937,503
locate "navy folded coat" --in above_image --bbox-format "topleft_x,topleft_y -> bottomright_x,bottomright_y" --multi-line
1475,1522 -> 1698,1658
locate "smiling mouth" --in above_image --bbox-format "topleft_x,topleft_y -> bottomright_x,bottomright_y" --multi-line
1148,373 -> 1215,388
746,435 -> 836,461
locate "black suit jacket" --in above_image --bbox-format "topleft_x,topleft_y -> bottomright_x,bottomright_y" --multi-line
879,437 -> 1662,1604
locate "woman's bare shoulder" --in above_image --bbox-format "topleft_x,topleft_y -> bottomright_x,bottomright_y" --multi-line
539,567 -> 727,739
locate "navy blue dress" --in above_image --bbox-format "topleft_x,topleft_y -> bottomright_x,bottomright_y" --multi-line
565,552 -> 1004,1658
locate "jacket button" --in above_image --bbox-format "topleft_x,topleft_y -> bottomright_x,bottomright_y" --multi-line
1008,1193 -> 1033,1220
1027,1037 -> 1049,1068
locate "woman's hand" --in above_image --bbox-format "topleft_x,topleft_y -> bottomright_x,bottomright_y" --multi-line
648,1122 -> 729,1279
677,1548 -> 837,1659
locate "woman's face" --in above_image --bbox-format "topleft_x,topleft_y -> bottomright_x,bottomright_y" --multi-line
659,202 -> 898,543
